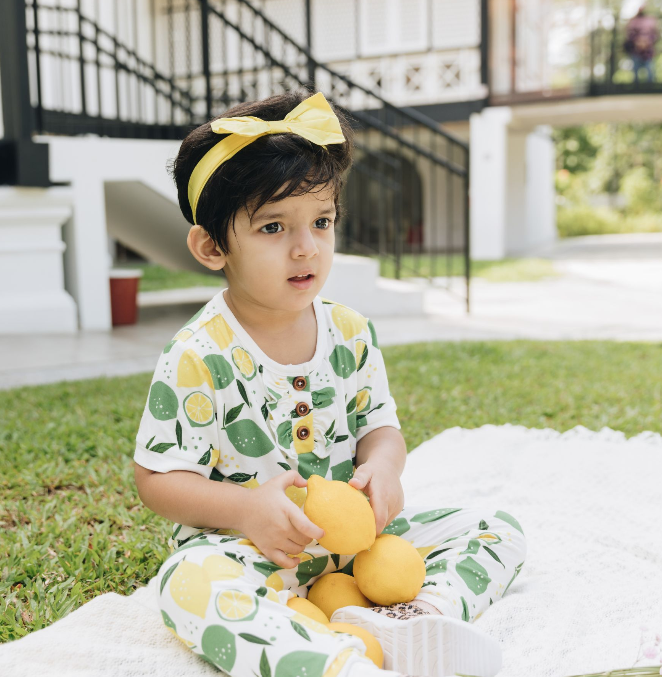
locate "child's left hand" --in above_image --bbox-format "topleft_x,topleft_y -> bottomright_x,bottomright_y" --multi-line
348,462 -> 405,535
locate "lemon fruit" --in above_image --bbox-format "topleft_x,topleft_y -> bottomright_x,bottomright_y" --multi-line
328,622 -> 383,668
289,611 -> 334,635
322,648 -> 356,677
307,572 -> 372,620
355,339 -> 368,370
183,392 -> 214,427
356,387 -> 371,413
215,589 -> 259,622
177,349 -> 214,388
202,313 -> 234,351
201,554 -> 243,581
237,538 -> 261,554
331,304 -> 369,340
231,347 -> 257,380
286,596 -> 329,625
304,475 -> 376,555
354,534 -> 426,605
265,571 -> 284,591
174,328 -> 194,342
169,560 -> 211,618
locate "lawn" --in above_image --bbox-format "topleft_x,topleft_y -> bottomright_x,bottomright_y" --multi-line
1,340 -> 660,642
114,255 -> 558,293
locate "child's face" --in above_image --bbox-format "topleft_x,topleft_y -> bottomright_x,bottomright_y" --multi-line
219,182 -> 336,310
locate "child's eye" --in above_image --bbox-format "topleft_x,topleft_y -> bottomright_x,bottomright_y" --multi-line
259,222 -> 283,234
315,218 -> 332,229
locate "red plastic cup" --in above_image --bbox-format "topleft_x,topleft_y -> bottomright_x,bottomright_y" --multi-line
109,268 -> 144,326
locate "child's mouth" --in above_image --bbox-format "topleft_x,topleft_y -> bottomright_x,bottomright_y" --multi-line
288,274 -> 315,289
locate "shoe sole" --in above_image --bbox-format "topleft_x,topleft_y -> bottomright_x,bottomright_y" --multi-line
330,605 -> 502,677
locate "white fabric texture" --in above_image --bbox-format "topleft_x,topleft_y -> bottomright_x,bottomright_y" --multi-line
1,423 -> 661,677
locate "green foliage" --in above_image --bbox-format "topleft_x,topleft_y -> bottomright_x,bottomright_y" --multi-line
557,205 -> 662,237
113,262 -> 224,292
620,166 -> 662,214
1,341 -> 661,640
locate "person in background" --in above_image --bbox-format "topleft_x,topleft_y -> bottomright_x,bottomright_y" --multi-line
624,4 -> 660,84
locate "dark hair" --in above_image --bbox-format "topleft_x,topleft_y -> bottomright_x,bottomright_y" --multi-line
170,88 -> 355,256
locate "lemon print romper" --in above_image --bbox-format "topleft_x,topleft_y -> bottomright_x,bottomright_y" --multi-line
134,288 -> 528,677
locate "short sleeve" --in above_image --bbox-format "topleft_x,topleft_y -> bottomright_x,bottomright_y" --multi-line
134,340 -> 220,479
354,317 -> 401,443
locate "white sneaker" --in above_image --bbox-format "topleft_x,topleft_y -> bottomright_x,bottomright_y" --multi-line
330,605 -> 502,677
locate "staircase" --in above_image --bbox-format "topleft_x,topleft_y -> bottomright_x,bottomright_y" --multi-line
0,0 -> 470,333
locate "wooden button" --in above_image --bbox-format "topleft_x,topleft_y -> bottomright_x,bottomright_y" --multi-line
293,376 -> 307,390
296,426 -> 310,440
296,402 -> 310,416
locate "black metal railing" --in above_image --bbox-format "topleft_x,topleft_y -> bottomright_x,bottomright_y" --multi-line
1,0 -> 471,311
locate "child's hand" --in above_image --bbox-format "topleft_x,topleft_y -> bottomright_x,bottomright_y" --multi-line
239,470 -> 325,569
348,462 -> 405,535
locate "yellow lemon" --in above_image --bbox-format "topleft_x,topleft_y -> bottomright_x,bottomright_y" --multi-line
355,339 -> 367,370
322,648 -> 357,677
177,349 -> 213,388
293,411 -> 315,454
215,589 -> 258,622
354,534 -> 426,605
202,313 -> 234,351
331,304 -> 368,340
265,571 -> 284,592
285,484 -> 307,508
237,538 -> 261,554
356,387 -> 371,413
328,622 -> 383,668
242,477 -> 260,489
415,545 -> 438,559
183,391 -> 214,427
209,447 -> 220,466
290,611 -> 334,635
287,551 -> 313,561
307,572 -> 372,620
174,328 -> 194,342
169,560 -> 211,618
231,347 -> 257,380
201,554 -> 243,581
304,475 -> 376,555
287,596 -> 330,625
265,588 -> 281,603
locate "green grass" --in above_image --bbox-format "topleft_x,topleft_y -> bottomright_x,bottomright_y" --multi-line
113,261 -> 225,292
2,340 -> 660,641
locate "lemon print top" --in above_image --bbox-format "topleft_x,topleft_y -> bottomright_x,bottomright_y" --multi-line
134,288 -> 401,551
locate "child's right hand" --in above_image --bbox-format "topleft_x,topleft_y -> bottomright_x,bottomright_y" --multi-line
238,470 -> 325,569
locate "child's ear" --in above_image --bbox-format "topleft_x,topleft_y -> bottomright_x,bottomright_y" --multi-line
187,225 -> 226,271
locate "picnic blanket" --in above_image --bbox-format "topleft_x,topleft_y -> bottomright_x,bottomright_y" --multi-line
1,423 -> 661,677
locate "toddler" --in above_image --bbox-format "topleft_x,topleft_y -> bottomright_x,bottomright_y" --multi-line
133,89 -> 527,677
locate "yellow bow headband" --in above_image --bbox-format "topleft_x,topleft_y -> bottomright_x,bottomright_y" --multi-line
187,91 -> 346,224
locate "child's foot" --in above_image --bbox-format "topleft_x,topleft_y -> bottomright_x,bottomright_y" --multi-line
330,604 -> 502,677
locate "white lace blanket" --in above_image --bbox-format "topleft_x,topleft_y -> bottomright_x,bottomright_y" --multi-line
1,424 -> 661,677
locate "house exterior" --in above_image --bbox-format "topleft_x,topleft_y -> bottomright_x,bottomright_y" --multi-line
1,0 -> 661,333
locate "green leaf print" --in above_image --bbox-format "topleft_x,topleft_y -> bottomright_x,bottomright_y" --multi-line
176,537 -> 214,553
312,387 -> 335,409
367,319 -> 379,349
159,560 -> 180,596
185,306 -> 205,326
503,561 -> 524,595
150,442 -> 177,453
411,508 -> 462,524
461,597 -> 470,622
149,381 -> 178,420
340,557 -> 355,576
163,339 -> 176,354
456,556 -> 492,595
330,553 -> 341,569
198,448 -> 211,465
146,435 -> 155,450
334,434 -> 349,444
260,648 -> 272,677
176,420 -> 182,449
225,419 -> 274,457
331,460 -> 354,483
479,520 -> 489,530
203,354 -> 235,390
425,559 -> 448,576
346,396 -> 357,414
254,561 -> 283,578
357,343 -> 369,372
460,539 -> 481,555
324,420 -> 336,438
277,462 -> 291,471
161,610 -> 176,631
227,472 -> 257,483
239,633 -> 271,645
261,400 -> 269,421
210,467 -> 225,482
277,420 -> 293,449
296,453 -> 331,480
347,411 -> 357,438
225,403 -> 244,425
290,620 -> 312,642
483,546 -> 505,568
495,510 -> 524,534
275,651 -> 328,677
382,517 -> 410,536
237,379 -> 251,407
296,555 -> 328,587
255,587 -> 268,597
329,345 -> 356,379
201,625 -> 237,671
425,548 -> 452,560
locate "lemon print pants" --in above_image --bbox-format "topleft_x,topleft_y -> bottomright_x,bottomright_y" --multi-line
155,504 -> 527,676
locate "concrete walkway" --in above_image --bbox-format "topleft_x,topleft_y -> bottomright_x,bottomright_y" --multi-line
1,233 -> 661,390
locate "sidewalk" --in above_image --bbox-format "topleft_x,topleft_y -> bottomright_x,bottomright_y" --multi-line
1,234 -> 661,390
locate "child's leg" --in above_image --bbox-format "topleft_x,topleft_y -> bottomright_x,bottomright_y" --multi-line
387,505 -> 527,622
154,533 -> 375,677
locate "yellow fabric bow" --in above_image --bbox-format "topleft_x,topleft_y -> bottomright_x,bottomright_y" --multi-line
187,91 -> 346,223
